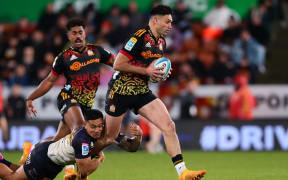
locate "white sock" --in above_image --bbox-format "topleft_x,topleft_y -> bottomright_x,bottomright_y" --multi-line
175,162 -> 187,176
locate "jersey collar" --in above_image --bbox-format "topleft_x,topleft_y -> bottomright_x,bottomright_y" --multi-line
70,45 -> 87,54
147,26 -> 160,42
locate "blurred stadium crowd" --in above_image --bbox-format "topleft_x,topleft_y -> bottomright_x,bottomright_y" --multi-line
0,0 -> 286,121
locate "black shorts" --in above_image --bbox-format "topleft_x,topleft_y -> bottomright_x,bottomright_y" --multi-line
57,90 -> 90,122
105,90 -> 156,117
23,141 -> 64,180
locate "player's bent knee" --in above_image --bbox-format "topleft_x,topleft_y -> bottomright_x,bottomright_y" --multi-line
162,120 -> 176,134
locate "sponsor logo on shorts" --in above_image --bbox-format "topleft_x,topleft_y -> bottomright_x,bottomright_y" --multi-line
109,104 -> 116,112
124,37 -> 137,51
109,89 -> 115,99
82,143 -> 89,156
61,92 -> 70,100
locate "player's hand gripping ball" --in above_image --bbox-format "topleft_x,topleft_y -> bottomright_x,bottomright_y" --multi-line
149,57 -> 171,83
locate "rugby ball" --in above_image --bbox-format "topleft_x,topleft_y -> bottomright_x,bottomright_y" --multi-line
149,57 -> 171,83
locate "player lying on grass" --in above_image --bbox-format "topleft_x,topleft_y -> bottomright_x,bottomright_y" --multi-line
0,109 -> 143,180
19,113 -> 142,180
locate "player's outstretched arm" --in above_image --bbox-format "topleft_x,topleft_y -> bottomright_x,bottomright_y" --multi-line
0,153 -> 21,180
26,72 -> 58,117
114,123 -> 143,152
0,163 -> 13,180
75,151 -> 105,177
114,53 -> 164,80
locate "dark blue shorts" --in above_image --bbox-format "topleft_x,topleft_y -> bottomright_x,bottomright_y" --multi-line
23,141 -> 64,180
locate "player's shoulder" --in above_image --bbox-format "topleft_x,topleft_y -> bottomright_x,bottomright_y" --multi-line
74,127 -> 89,139
86,43 -> 106,53
124,27 -> 148,48
133,27 -> 148,38
56,47 -> 72,59
61,47 -> 72,55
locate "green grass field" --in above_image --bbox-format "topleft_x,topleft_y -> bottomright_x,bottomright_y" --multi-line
1,151 -> 288,180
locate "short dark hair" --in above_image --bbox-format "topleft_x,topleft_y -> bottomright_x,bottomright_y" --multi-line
66,18 -> 86,31
85,109 -> 104,121
150,5 -> 172,17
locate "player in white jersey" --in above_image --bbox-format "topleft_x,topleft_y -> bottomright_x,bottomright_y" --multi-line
0,109 -> 142,180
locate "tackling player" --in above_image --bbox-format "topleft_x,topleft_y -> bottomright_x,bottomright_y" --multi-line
0,109 -> 143,180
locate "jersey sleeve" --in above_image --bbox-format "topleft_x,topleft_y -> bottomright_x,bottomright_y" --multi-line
51,55 -> 65,76
119,30 -> 144,60
72,132 -> 91,159
97,46 -> 115,66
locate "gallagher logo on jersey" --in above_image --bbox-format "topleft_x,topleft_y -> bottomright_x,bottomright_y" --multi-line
82,143 -> 89,156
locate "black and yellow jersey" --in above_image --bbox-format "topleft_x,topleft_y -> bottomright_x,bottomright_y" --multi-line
108,26 -> 166,96
52,43 -> 114,108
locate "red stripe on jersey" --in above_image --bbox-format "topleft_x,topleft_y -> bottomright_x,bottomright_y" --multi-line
119,50 -> 133,60
106,54 -> 115,65
51,69 -> 60,76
